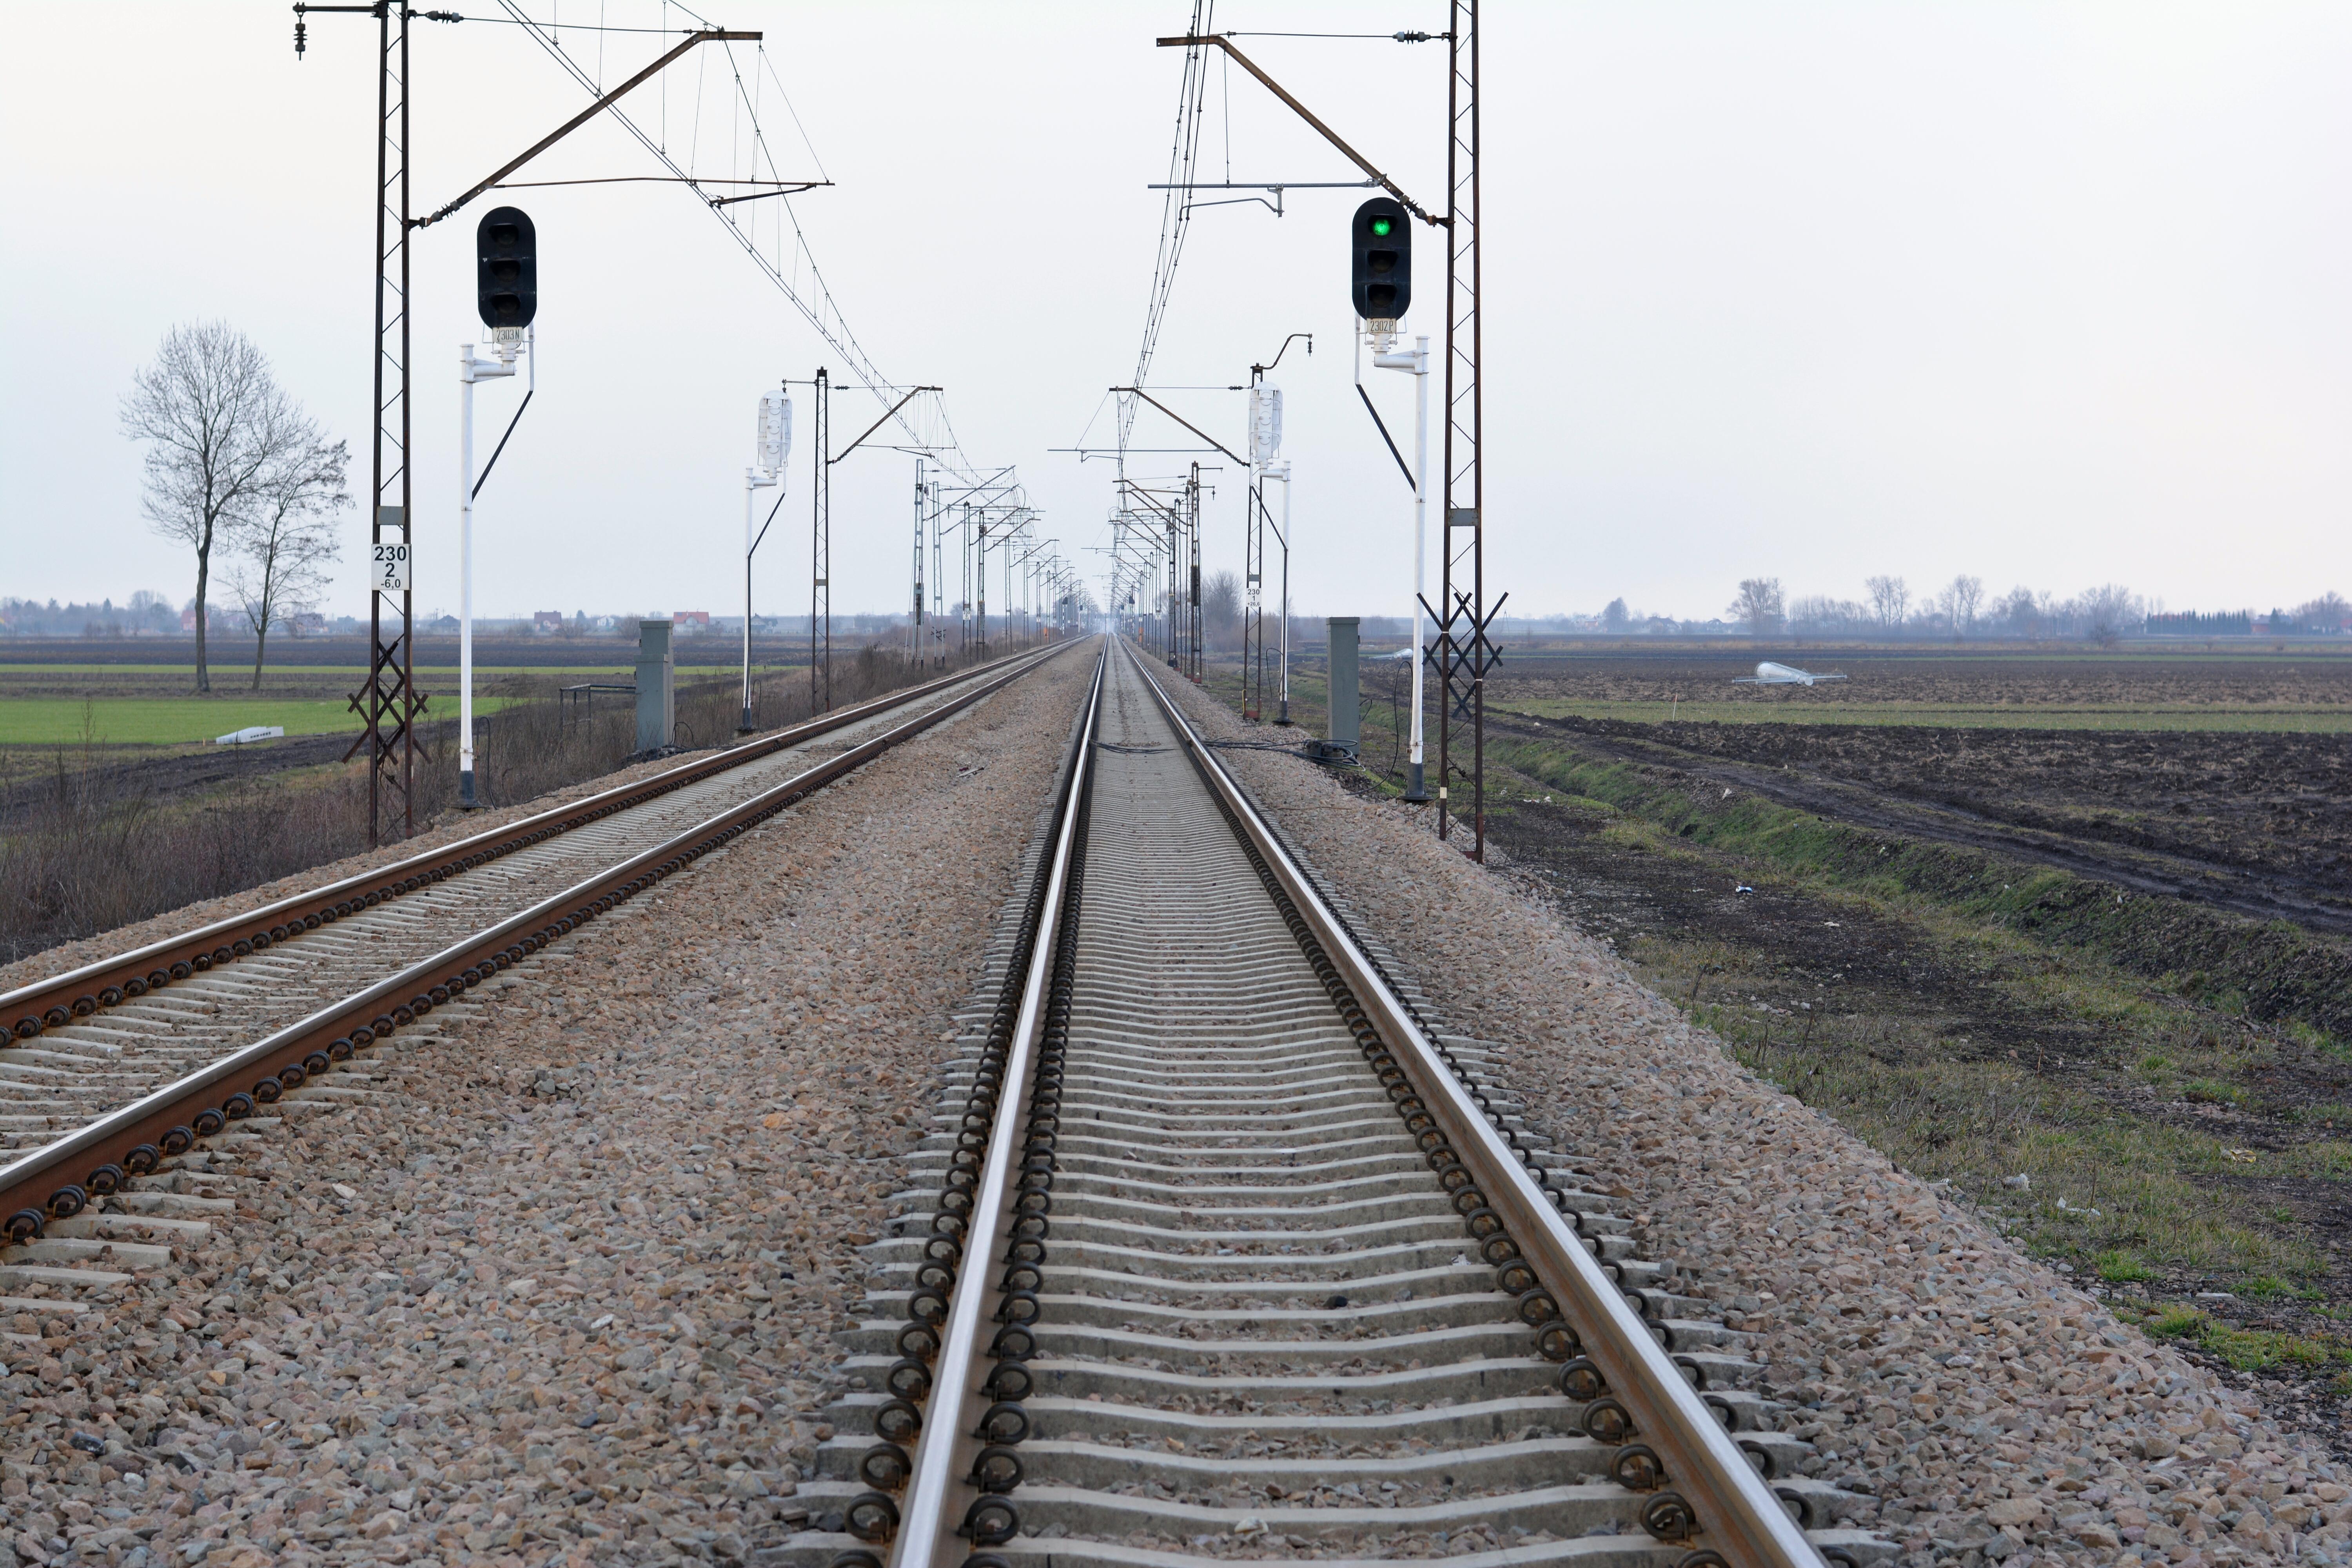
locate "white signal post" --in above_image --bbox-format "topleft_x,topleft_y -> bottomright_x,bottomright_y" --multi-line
1371,327 -> 1430,802
457,327 -> 527,809
1268,458 -> 1294,724
742,388 -> 792,733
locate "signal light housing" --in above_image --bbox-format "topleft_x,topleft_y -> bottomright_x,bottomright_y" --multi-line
476,206 -> 538,330
1350,197 -> 1411,323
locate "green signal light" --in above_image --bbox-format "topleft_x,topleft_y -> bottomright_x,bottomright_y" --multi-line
1370,217 -> 1393,237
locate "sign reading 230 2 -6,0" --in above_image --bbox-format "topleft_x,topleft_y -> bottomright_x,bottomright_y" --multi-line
372,541 -> 411,594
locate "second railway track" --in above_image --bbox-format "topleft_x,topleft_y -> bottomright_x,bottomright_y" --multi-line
789,642 -> 1889,1568
0,645 -> 1065,1247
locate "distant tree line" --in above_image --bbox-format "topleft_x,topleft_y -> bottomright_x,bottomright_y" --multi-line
0,592 -> 183,638
1592,578 -> 2349,644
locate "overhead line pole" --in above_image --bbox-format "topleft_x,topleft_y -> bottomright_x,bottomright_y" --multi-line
810,368 -> 829,713
1439,0 -> 1491,859
1157,20 -> 1490,857
306,0 -> 421,848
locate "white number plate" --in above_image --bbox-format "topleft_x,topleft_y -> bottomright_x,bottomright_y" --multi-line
373,541 -> 411,594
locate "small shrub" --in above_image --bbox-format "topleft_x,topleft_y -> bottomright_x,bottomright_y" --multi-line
2096,1251 -> 2156,1283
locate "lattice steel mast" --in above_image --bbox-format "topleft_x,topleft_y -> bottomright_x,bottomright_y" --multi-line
1436,0 -> 1495,858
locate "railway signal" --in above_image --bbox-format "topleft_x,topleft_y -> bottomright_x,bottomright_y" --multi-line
457,204 -> 536,807
1350,196 -> 1411,326
476,206 -> 538,329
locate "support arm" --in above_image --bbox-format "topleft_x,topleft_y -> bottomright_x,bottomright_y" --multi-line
418,29 -> 761,229
1156,35 -> 1437,225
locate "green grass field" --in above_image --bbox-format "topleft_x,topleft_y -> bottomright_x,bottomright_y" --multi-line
0,695 -> 526,746
1498,699 -> 2352,733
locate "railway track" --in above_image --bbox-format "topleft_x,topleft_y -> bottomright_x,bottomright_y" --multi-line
791,641 -> 1890,1568
0,644 -> 1066,1263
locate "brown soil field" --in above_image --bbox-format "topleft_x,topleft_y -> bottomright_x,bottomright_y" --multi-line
1512,715 -> 2352,928
1495,647 -> 2352,708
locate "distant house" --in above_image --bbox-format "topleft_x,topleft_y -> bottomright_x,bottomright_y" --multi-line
288,612 -> 328,636
674,610 -> 713,630
534,610 -> 565,633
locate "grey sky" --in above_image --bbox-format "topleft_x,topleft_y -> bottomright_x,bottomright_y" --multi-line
4,3 -> 2346,625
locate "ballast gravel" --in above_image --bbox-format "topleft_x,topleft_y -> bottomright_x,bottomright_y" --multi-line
0,650 -> 1091,1568
1158,670 -> 2347,1568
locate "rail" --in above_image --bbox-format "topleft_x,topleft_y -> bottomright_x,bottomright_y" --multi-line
888,642 -> 1105,1568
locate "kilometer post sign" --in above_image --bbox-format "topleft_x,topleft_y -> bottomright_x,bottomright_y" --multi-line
372,540 -> 411,595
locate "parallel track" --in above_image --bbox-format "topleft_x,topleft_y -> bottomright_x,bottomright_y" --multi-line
0,645 -> 1067,1248
791,643 -> 1891,1568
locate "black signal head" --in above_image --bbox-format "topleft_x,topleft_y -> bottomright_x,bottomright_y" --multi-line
1350,197 -> 1412,321
475,205 -> 538,330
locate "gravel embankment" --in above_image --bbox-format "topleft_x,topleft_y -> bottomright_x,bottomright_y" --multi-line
1159,668 -> 2348,1568
0,650 -> 1090,1568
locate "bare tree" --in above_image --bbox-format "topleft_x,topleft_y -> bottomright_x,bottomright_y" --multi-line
1865,574 -> 1909,632
227,433 -> 350,688
1727,577 -> 1785,638
121,324 -> 312,691
1202,569 -> 1241,651
2073,583 -> 2143,647
1600,596 -> 1630,634
2295,591 -> 2349,634
1937,574 -> 1985,637
1996,584 -> 2039,637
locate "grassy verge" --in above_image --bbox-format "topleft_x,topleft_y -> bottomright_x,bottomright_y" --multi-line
1481,751 -> 2352,1299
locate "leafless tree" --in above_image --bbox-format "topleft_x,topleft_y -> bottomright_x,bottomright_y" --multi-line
1996,585 -> 2040,637
2072,583 -> 2143,647
226,433 -> 350,688
1937,574 -> 1985,637
1865,574 -> 1909,632
2295,591 -> 2349,634
1727,577 -> 1785,638
1202,569 -> 1241,651
121,324 -> 316,691
1788,595 -> 1867,634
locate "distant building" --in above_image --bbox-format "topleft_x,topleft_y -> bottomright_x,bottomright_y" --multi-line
288,612 -> 328,636
674,610 -> 712,630
534,610 -> 565,633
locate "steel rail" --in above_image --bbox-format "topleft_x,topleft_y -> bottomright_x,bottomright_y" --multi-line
4,645 -> 1061,1045
0,646 -> 1075,1244
887,643 -> 1104,1568
1122,640 -> 1824,1568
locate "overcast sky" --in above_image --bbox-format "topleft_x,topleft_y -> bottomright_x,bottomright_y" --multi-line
4,2 -> 2347,625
